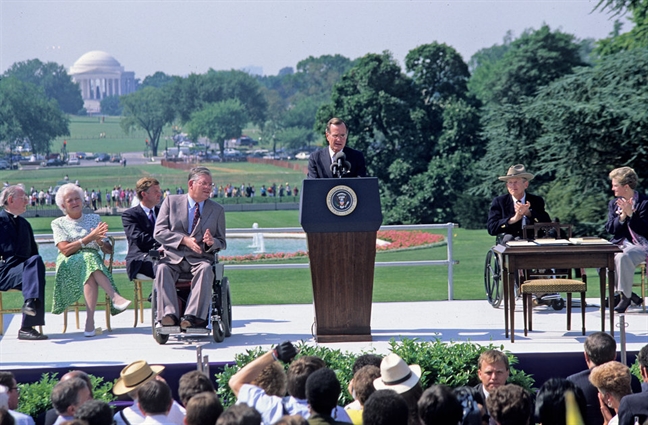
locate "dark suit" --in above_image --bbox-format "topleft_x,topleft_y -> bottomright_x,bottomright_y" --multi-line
122,205 -> 160,280
487,192 -> 551,240
153,194 -> 226,321
567,368 -> 643,425
307,146 -> 367,178
618,390 -> 648,425
0,209 -> 46,328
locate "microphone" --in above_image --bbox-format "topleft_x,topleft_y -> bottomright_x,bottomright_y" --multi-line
330,151 -> 348,178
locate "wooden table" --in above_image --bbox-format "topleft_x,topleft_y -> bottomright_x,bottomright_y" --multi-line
493,243 -> 622,342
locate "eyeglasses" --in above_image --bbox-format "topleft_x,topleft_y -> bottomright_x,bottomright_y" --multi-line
195,181 -> 215,187
328,133 -> 347,139
10,387 -> 19,392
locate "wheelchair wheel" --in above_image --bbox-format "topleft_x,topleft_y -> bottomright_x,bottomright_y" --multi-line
222,277 -> 232,337
151,290 -> 169,345
552,298 -> 565,311
484,249 -> 503,308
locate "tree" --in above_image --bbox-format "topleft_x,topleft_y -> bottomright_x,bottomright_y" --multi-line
0,77 -> 69,155
100,96 -> 122,116
186,99 -> 249,155
595,0 -> 648,55
120,86 -> 175,156
3,59 -> 83,114
140,71 -> 174,89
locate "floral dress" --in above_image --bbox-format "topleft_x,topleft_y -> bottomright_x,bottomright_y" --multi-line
51,213 -> 122,315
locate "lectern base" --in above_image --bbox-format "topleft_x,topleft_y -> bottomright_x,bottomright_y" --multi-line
315,333 -> 373,343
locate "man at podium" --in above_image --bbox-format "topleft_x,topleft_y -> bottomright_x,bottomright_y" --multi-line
308,117 -> 367,178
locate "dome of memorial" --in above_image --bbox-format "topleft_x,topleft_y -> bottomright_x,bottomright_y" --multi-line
70,51 -> 123,74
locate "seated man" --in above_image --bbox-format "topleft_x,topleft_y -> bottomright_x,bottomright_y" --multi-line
0,185 -> 47,340
122,177 -> 163,281
154,167 -> 226,329
487,164 -> 551,242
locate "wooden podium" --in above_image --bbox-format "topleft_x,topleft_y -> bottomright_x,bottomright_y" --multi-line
300,178 -> 382,342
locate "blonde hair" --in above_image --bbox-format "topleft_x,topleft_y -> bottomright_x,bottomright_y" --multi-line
609,167 -> 638,189
588,361 -> 632,401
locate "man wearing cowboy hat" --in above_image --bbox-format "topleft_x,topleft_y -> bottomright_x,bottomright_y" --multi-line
113,360 -> 186,425
487,164 -> 551,242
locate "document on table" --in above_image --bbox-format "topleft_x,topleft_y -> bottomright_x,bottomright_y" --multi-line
533,238 -> 572,245
569,237 -> 612,245
506,240 -> 538,247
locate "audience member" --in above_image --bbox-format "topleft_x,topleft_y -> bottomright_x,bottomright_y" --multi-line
113,361 -> 185,425
534,378 -> 587,425
345,355 -> 382,411
51,378 -> 92,425
229,341 -> 351,424
137,380 -> 174,425
373,353 -> 422,425
250,362 -> 287,397
567,332 -> 642,425
274,416 -> 308,425
215,405 -> 261,425
178,371 -> 215,407
345,366 -> 380,424
0,372 -> 34,425
42,371 -> 94,425
417,384 -> 463,425
305,368 -> 347,425
73,400 -> 113,425
485,384 -> 532,425
183,392 -> 223,425
618,344 -> 648,425
589,361 -> 633,425
0,408 -> 15,425
475,350 -> 510,402
452,386 -> 487,425
362,390 -> 408,425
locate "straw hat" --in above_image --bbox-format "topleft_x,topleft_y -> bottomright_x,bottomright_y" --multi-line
373,353 -> 421,394
112,360 -> 165,395
498,164 -> 535,181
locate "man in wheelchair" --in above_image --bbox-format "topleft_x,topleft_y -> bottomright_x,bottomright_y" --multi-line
153,167 -> 226,330
487,164 -> 559,304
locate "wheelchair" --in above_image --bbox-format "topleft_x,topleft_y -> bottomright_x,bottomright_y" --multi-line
484,223 -> 572,310
149,250 -> 232,345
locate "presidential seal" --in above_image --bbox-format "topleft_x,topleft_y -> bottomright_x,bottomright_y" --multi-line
326,185 -> 358,216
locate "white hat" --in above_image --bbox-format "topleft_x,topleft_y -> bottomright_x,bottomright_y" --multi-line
373,353 -> 421,394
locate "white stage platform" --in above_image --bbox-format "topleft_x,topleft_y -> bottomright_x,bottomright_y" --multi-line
1,299 -> 646,370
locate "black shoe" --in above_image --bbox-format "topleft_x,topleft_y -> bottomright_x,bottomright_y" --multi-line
160,314 -> 179,326
180,315 -> 207,329
614,294 -> 632,313
22,299 -> 37,317
631,292 -> 643,306
18,328 -> 48,340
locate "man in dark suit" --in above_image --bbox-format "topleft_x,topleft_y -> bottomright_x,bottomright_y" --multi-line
154,167 -> 226,330
122,177 -> 162,281
487,164 -> 551,242
617,344 -> 647,425
307,117 -> 367,179
567,332 -> 643,425
0,184 -> 47,340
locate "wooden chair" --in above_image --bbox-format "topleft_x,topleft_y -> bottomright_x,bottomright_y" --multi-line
520,223 -> 587,336
62,236 -> 115,333
0,289 -> 43,336
132,274 -> 152,327
635,261 -> 646,313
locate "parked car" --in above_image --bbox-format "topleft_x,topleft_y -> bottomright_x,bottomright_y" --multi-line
0,160 -> 11,170
76,152 -> 87,159
295,151 -> 311,160
67,156 -> 80,165
110,154 -> 122,163
84,152 -> 97,160
43,158 -> 65,167
95,153 -> 110,162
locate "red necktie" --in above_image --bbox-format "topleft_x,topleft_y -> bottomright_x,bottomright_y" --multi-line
191,204 -> 200,233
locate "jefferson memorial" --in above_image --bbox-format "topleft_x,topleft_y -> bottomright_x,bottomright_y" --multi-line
69,51 -> 137,114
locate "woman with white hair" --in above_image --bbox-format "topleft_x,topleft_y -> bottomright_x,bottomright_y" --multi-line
51,183 -> 130,336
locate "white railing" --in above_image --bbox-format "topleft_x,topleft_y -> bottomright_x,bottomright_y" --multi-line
38,223 -> 460,300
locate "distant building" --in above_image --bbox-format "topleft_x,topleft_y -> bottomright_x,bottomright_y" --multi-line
69,50 -> 137,114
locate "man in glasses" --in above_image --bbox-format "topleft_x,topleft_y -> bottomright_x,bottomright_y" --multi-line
154,167 -> 226,330
0,185 -> 47,340
308,117 -> 367,179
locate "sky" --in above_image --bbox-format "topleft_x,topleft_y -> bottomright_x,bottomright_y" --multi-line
1,0 -> 631,80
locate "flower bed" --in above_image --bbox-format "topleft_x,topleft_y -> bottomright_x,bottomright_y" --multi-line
43,231 -> 445,269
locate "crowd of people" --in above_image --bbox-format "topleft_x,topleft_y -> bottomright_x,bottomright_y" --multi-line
1,340 -> 646,425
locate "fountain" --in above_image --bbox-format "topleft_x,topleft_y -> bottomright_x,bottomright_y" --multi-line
249,223 -> 266,253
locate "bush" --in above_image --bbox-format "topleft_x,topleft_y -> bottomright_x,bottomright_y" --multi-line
17,373 -> 115,419
213,338 -> 535,408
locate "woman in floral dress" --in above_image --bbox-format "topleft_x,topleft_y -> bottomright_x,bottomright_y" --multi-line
51,183 -> 130,337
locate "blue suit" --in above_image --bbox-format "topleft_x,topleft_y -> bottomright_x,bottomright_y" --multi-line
0,209 -> 46,328
122,205 -> 160,280
307,146 -> 367,179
